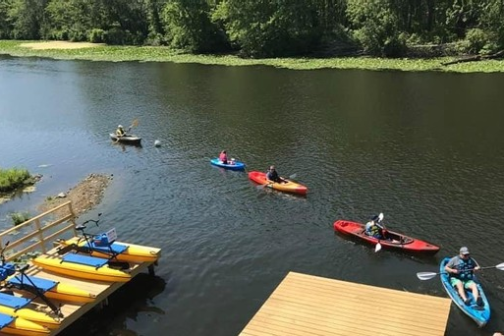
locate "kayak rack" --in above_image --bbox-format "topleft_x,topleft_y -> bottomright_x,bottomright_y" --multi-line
240,272 -> 451,336
0,200 -> 161,335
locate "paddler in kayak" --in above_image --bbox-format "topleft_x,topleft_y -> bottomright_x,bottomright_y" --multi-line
116,125 -> 126,137
444,246 -> 483,306
219,150 -> 228,164
266,165 -> 286,184
365,216 -> 384,239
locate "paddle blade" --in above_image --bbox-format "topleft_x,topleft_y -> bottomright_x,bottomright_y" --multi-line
131,119 -> 139,128
495,262 -> 504,270
416,272 -> 438,281
378,213 -> 384,222
288,173 -> 297,180
374,243 -> 382,253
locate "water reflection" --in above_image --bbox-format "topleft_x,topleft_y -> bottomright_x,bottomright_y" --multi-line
59,274 -> 167,336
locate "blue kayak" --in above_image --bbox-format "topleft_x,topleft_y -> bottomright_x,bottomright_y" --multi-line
210,158 -> 245,171
440,257 -> 490,327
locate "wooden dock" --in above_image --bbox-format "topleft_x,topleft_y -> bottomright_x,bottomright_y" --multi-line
240,272 -> 451,336
0,201 -> 161,335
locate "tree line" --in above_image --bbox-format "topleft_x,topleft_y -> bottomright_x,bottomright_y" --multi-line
0,0 -> 503,58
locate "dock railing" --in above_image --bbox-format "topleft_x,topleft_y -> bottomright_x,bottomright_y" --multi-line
0,201 -> 78,262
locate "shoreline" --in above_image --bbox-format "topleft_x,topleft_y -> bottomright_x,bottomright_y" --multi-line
38,173 -> 112,218
1,40 -> 504,73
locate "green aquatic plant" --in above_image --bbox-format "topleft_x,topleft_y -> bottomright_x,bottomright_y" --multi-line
0,167 -> 32,193
10,211 -> 31,226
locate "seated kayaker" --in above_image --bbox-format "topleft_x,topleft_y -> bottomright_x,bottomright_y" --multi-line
266,165 -> 285,183
444,246 -> 483,306
365,218 -> 383,239
116,125 -> 126,137
219,150 -> 228,164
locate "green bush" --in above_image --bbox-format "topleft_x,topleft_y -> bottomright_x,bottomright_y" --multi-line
88,29 -> 105,43
0,168 -> 31,193
465,28 -> 492,54
10,212 -> 31,226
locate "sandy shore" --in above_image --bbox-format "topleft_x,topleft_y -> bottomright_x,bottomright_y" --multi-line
20,41 -> 103,50
39,174 -> 112,217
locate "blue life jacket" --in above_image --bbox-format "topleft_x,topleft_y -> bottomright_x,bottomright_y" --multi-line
455,257 -> 476,281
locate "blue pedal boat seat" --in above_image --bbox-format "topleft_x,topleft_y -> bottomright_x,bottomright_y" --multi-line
62,253 -> 108,268
8,274 -> 58,293
0,313 -> 14,329
0,293 -> 31,310
86,241 -> 128,254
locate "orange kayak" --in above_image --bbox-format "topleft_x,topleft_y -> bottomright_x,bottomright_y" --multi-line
248,171 -> 307,195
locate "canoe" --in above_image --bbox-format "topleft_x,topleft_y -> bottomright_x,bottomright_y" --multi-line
248,171 -> 307,195
440,257 -> 490,327
0,312 -> 49,335
57,237 -> 160,263
109,133 -> 141,145
0,293 -> 60,329
333,220 -> 440,254
210,158 -> 246,171
32,254 -> 131,283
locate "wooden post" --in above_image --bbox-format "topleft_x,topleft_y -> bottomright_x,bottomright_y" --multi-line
34,218 -> 47,253
67,202 -> 78,236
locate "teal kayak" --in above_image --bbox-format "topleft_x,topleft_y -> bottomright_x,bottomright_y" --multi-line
210,158 -> 245,171
440,257 -> 490,327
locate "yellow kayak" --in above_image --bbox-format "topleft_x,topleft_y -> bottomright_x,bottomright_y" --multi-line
33,255 -> 131,283
248,171 -> 308,195
59,237 -> 160,263
0,313 -> 49,336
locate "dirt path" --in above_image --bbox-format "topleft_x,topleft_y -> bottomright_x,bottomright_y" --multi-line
20,41 -> 103,50
38,174 -> 112,217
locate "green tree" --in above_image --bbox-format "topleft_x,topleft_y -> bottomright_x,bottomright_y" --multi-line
8,0 -> 47,39
161,0 -> 227,52
212,0 -> 321,57
347,0 -> 406,56
0,0 -> 13,38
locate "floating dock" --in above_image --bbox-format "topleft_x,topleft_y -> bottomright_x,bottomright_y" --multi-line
240,271 -> 451,336
0,201 -> 161,335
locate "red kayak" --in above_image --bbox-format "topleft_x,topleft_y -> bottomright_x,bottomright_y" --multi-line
333,220 -> 440,254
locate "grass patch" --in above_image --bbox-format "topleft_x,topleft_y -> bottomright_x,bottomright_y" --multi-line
0,167 -> 32,193
10,211 -> 31,226
1,40 -> 504,73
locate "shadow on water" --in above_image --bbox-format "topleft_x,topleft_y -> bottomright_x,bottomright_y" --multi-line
59,274 -> 169,336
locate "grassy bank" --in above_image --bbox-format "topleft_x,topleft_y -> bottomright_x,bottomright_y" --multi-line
0,167 -> 33,193
1,40 -> 504,73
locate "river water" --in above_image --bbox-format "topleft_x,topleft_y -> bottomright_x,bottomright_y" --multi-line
1,55 -> 504,335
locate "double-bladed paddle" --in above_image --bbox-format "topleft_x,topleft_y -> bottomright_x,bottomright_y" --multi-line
374,213 -> 385,252
416,262 -> 504,280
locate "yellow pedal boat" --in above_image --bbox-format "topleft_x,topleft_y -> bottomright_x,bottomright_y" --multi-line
0,313 -> 49,335
58,237 -> 160,263
32,255 -> 131,283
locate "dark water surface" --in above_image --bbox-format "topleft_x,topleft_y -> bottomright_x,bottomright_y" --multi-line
1,55 -> 504,335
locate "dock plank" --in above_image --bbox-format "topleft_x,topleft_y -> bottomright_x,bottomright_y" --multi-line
240,272 -> 450,336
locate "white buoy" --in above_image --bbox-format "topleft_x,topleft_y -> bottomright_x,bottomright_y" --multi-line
154,140 -> 161,147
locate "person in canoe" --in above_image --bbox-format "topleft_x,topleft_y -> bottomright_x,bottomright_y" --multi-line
444,246 -> 483,306
266,165 -> 286,183
364,216 -> 385,239
219,150 -> 228,164
116,125 -> 126,137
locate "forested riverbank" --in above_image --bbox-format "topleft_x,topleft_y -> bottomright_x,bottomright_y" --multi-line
1,40 -> 504,73
1,0 -> 504,60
